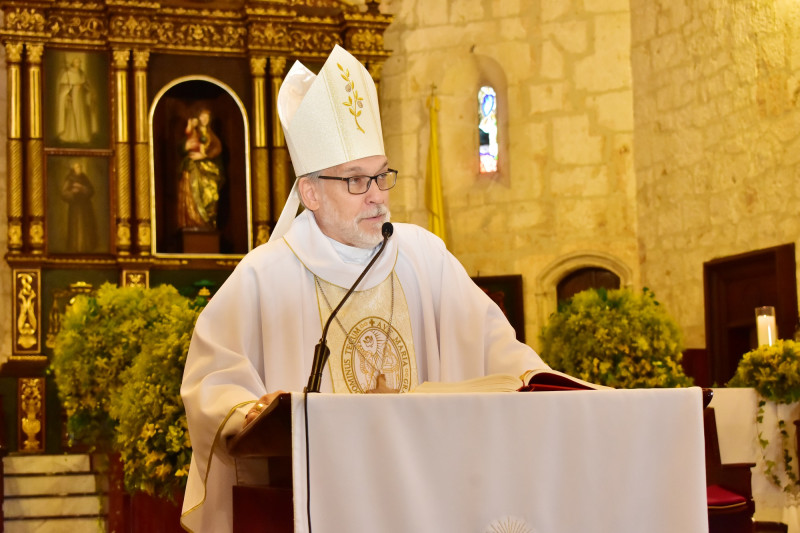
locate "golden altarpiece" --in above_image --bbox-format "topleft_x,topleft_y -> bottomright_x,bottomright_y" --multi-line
0,0 -> 391,454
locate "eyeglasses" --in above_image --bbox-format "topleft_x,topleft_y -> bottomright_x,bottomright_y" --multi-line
317,169 -> 398,195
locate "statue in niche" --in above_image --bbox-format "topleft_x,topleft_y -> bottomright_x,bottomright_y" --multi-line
60,161 -> 98,253
55,55 -> 98,144
177,109 -> 225,230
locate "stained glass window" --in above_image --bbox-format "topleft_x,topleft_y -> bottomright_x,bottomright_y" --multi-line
478,86 -> 498,173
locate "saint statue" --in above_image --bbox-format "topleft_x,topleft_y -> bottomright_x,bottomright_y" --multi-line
56,55 -> 98,144
178,109 -> 225,230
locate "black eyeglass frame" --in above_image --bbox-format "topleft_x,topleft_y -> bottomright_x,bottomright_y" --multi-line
316,169 -> 398,195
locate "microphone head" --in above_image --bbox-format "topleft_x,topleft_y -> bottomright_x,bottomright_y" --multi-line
382,222 -> 394,238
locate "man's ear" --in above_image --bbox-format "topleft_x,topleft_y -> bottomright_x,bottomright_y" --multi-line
297,177 -> 321,211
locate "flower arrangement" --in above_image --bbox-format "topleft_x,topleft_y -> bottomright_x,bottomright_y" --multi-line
538,287 -> 693,389
51,282 -> 203,499
728,339 -> 800,494
52,283 -> 192,445
109,296 -> 202,499
728,340 -> 800,404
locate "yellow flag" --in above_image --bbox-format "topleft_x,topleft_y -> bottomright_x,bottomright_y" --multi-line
425,89 -> 446,244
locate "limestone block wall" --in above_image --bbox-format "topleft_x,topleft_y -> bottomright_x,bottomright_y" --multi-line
381,0 -> 641,346
631,0 -> 800,348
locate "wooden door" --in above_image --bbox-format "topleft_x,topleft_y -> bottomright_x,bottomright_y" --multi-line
704,244 -> 798,385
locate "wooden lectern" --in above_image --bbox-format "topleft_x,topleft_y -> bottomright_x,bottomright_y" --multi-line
227,393 -> 294,533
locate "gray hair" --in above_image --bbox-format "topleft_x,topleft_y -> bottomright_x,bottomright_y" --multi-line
296,170 -> 321,209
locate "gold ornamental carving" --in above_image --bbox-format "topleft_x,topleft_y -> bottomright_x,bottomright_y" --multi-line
248,21 -> 291,50
250,56 -> 267,76
25,42 -> 43,64
28,221 -> 44,251
19,378 -> 45,453
5,42 -> 24,63
4,8 -> 47,34
8,223 -> 23,251
49,14 -> 107,42
155,20 -> 247,51
269,56 -> 286,77
113,48 -> 131,68
122,270 -> 149,288
117,222 -> 132,249
109,14 -> 155,42
288,28 -> 341,55
14,270 -> 40,352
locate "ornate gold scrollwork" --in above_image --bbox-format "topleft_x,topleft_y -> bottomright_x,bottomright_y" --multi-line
19,378 -> 44,452
109,14 -> 154,41
155,20 -> 247,51
288,28 -> 341,55
249,22 -> 291,49
15,271 -> 39,351
49,14 -> 107,41
4,8 -> 47,34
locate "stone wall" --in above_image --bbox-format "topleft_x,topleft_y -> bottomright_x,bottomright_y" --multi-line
630,0 -> 800,347
381,0 -> 641,346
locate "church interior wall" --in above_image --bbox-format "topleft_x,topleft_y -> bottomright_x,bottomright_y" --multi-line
381,0 -> 641,347
630,0 -> 800,348
1,0 -> 800,362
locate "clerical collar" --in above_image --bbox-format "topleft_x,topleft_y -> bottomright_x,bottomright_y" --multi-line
325,234 -> 380,265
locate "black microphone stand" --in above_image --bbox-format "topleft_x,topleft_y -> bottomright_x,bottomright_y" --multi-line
305,222 -> 394,393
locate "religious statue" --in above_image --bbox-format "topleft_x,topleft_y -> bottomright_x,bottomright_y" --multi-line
56,55 -> 98,144
60,161 -> 98,253
177,109 -> 225,230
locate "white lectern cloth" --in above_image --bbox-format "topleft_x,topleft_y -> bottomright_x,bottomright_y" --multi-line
290,388 -> 707,533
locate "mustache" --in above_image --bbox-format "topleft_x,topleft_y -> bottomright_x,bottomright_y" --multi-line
357,206 -> 390,222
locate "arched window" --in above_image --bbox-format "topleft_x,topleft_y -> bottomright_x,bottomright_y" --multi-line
557,267 -> 621,304
478,85 -> 498,173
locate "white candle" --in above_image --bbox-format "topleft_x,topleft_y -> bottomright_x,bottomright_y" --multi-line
757,314 -> 777,346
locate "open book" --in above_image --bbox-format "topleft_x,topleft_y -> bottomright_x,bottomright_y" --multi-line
411,368 -> 608,393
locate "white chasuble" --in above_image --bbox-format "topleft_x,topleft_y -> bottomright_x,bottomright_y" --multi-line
314,272 -> 418,393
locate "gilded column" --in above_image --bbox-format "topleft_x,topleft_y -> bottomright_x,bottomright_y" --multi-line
250,55 -> 270,246
368,61 -> 384,100
132,49 -> 151,255
25,43 -> 44,254
269,56 -> 290,225
113,49 -> 132,255
5,42 -> 23,253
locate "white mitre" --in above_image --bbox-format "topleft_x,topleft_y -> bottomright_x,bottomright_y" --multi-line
270,45 -> 385,241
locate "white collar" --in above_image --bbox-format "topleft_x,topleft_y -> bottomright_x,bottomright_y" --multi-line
326,234 -> 380,265
283,210 -> 397,289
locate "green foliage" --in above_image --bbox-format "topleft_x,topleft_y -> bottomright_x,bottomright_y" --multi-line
109,297 -> 202,499
539,287 -> 693,388
728,340 -> 800,404
51,282 -> 202,499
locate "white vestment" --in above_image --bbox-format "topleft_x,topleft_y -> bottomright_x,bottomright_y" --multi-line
180,210 -> 549,532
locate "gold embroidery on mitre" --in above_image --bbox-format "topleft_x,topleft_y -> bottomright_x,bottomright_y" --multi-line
315,272 -> 417,393
338,62 -> 365,133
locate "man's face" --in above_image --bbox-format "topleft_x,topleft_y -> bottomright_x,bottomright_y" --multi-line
303,155 -> 391,249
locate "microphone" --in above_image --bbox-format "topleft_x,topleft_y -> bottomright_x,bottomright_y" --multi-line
305,222 -> 394,393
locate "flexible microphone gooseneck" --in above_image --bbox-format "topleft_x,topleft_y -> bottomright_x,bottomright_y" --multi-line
305,221 -> 394,393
